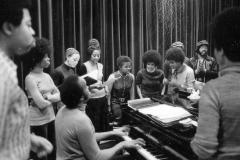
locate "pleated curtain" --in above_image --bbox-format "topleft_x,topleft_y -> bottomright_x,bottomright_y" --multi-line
15,0 -> 240,88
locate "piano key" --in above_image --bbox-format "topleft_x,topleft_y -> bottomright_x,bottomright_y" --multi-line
122,135 -> 159,160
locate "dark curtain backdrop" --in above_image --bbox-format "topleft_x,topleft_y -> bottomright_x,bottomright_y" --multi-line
16,0 -> 240,87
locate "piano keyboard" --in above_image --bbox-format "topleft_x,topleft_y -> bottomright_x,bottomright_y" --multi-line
122,135 -> 159,160
120,125 -> 191,160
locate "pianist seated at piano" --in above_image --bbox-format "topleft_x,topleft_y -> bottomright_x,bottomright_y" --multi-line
164,47 -> 195,94
136,50 -> 165,99
55,75 -> 145,160
106,56 -> 134,124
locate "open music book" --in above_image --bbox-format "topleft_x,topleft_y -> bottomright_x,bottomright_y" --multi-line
80,70 -> 98,86
138,103 -> 191,124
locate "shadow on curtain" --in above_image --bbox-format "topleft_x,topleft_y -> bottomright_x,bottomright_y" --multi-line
15,0 -> 240,88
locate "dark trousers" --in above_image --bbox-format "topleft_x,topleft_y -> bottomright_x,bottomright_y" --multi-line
30,121 -> 56,160
86,96 -> 110,132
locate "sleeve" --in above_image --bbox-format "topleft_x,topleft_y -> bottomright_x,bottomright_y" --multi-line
51,69 -> 64,87
186,68 -> 195,88
106,74 -> 115,94
76,117 -> 101,160
191,83 -> 220,159
205,58 -> 218,79
130,73 -> 135,100
25,75 -> 51,109
77,64 -> 87,76
47,74 -> 60,102
0,78 -> 11,142
135,70 -> 143,85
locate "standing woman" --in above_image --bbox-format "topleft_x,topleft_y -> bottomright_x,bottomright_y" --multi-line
136,50 -> 165,99
25,38 -> 60,160
77,38 -> 110,132
106,56 -> 134,124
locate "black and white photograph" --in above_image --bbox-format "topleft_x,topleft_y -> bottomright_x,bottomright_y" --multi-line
0,0 -> 240,160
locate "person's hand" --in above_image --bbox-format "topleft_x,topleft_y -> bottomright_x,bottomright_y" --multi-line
122,138 -> 146,150
90,81 -> 105,90
42,93 -> 51,100
169,81 -> 180,88
30,134 -> 53,158
163,78 -> 169,85
113,126 -> 130,137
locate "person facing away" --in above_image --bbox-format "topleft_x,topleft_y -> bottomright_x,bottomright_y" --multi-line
77,38 -> 110,132
55,75 -> 145,160
0,0 -> 52,159
51,47 -> 80,87
164,41 -> 193,81
106,56 -> 134,124
136,50 -> 165,99
164,47 -> 195,94
190,40 -> 218,83
24,37 -> 60,160
191,7 -> 240,160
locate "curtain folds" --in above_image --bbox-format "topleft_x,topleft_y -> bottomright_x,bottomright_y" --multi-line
16,0 -> 240,87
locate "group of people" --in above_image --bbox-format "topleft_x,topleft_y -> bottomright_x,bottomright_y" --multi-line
1,0 -> 240,160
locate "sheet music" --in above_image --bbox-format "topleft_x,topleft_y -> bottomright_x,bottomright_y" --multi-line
138,104 -> 191,123
80,70 -> 98,80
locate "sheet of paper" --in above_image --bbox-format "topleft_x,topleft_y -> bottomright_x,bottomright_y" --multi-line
138,104 -> 191,123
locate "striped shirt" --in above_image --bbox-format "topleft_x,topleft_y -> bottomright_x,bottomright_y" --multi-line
0,51 -> 30,160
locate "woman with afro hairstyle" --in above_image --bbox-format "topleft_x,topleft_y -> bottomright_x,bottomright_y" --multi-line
25,37 -> 60,160
136,50 -> 164,99
77,38 -> 110,132
164,47 -> 195,94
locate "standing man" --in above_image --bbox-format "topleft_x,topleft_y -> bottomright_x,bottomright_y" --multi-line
191,8 -> 240,159
0,0 -> 52,159
190,40 -> 218,82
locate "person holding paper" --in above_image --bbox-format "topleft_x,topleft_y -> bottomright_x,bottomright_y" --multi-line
106,56 -> 134,124
77,38 -> 110,132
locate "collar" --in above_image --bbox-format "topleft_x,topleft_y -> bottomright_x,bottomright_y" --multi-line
0,50 -> 17,71
117,70 -> 129,77
175,63 -> 186,74
63,63 -> 74,70
219,64 -> 240,77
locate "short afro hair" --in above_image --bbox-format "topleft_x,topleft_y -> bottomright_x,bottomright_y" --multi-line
26,37 -> 51,69
0,0 -> 31,30
87,38 -> 101,57
165,47 -> 185,64
211,7 -> 240,62
142,50 -> 161,68
59,75 -> 84,109
117,56 -> 132,68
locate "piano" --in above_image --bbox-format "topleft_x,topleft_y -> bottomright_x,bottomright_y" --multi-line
120,95 -> 198,160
